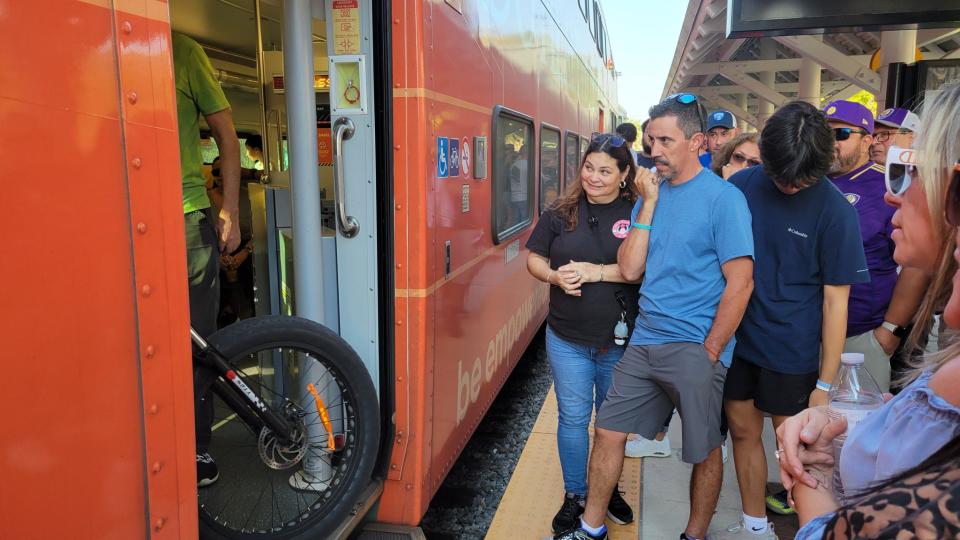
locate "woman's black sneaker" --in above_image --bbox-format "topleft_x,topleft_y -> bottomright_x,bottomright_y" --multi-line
606,489 -> 633,525
552,493 -> 586,533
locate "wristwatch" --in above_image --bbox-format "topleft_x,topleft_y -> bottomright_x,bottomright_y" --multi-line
881,320 -> 908,339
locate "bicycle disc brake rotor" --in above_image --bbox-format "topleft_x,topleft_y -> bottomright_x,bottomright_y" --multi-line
258,422 -> 308,470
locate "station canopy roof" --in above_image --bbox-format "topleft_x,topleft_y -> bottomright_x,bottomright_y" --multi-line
662,0 -> 960,129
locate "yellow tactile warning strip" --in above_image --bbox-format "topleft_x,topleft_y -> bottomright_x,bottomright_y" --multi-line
486,387 -> 641,539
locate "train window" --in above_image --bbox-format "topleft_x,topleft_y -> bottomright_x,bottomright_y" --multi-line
580,136 -> 589,166
565,132 -> 580,194
539,125 -> 561,212
593,1 -> 601,39
200,134 -> 264,170
492,106 -> 535,244
597,21 -> 605,57
579,0 -> 589,22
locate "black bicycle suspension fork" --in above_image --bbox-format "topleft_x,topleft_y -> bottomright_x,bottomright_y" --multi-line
190,328 -> 299,442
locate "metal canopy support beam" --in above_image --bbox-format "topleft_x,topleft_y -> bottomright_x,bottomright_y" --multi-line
799,36 -> 822,107
756,40 -> 777,126
735,93 -> 753,132
702,90 -> 758,128
826,83 -> 862,102
717,67 -> 788,110
773,35 -> 881,95
283,0 -> 325,324
681,80 -> 850,95
701,16 -> 725,35
879,30 -> 917,110
917,28 -> 960,47
688,58 -> 803,76
799,57 -> 821,106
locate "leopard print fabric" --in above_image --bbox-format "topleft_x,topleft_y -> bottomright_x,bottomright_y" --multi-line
822,459 -> 960,539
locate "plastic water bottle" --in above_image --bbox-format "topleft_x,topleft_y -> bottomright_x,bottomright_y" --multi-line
826,352 -> 884,501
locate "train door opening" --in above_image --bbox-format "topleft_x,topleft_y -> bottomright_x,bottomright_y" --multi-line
169,0 -> 387,536
169,0 -> 383,385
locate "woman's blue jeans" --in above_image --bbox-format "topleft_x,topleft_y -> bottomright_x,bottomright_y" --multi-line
545,325 -> 625,496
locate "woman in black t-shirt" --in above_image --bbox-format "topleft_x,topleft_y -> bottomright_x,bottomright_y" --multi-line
525,134 -> 644,533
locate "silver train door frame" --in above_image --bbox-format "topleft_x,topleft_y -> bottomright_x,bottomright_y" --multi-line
323,0 -> 381,388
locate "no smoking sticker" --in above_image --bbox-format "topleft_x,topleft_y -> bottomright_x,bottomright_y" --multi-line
461,137 -> 471,178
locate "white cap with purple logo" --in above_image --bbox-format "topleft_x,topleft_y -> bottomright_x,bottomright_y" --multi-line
876,107 -> 921,133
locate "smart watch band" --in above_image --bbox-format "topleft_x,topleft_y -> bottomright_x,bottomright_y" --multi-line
881,320 -> 908,339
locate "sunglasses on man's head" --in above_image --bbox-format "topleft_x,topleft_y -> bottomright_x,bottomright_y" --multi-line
834,127 -> 869,141
730,152 -> 761,168
884,146 -> 919,197
664,93 -> 705,133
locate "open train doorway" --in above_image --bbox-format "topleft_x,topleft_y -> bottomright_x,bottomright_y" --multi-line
168,0 -> 387,537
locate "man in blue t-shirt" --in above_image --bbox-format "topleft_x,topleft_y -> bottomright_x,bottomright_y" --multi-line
555,95 -> 755,540
711,102 -> 869,540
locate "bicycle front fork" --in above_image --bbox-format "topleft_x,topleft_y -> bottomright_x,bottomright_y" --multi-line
191,328 -> 299,443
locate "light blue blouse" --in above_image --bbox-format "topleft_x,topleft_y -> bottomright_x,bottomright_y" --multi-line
795,370 -> 960,539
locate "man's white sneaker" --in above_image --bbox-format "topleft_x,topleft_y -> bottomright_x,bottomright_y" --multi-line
708,521 -> 778,540
624,435 -> 671,458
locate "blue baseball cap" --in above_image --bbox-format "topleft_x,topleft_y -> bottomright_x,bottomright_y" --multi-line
823,100 -> 874,134
706,110 -> 737,131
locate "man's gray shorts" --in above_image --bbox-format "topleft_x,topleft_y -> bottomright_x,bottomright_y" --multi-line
595,342 -> 728,464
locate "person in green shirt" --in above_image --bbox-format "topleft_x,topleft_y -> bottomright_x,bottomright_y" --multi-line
172,32 -> 240,488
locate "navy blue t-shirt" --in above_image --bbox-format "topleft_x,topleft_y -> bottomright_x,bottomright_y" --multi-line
730,167 -> 869,374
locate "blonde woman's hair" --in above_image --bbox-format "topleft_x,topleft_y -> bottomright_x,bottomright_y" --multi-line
900,82 -> 960,384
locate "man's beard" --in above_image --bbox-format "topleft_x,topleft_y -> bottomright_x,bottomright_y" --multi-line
654,158 -> 677,180
829,150 -> 860,175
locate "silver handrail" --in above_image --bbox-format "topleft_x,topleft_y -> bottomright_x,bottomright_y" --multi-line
333,117 -> 360,238
254,0 -> 270,183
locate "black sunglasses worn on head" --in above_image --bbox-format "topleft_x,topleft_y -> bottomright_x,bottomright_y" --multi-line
665,93 -> 706,133
834,127 -> 869,141
592,133 -> 626,149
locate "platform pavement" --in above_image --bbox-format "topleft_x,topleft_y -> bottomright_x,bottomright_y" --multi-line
486,387 -> 642,539
486,385 -> 799,539
639,415 -> 799,539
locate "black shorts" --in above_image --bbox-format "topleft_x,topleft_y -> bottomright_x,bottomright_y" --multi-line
723,357 -> 818,416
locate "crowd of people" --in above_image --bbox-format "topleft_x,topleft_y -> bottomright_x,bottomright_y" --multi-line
527,82 -> 960,540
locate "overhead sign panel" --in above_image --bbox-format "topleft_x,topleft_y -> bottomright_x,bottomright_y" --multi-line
727,0 -> 960,38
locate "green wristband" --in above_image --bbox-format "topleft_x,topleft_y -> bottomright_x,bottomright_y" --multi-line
632,222 -> 652,231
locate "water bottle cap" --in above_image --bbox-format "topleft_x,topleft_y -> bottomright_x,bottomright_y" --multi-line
840,352 -> 865,365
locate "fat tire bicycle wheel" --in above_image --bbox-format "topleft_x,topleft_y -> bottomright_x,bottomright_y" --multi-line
197,316 -> 380,540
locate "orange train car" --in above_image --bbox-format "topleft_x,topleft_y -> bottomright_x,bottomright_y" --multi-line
1,0 -> 623,537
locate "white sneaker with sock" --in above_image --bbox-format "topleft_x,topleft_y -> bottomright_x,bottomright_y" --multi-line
707,518 -> 777,540
624,434 -> 671,458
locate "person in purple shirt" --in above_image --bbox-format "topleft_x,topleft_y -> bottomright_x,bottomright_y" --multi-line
823,100 -> 927,392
